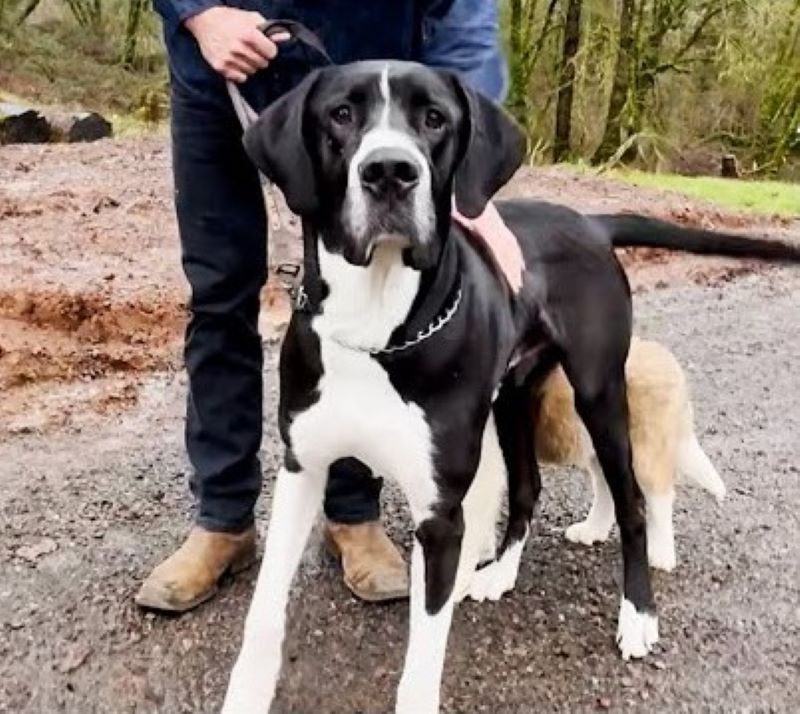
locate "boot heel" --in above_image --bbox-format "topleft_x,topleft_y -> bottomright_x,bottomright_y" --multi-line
229,541 -> 258,575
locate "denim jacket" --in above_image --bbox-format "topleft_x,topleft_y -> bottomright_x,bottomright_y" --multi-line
156,0 -> 505,103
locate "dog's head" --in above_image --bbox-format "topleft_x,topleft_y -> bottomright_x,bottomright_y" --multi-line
244,61 -> 526,269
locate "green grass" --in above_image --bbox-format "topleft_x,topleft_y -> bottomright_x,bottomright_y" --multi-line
610,169 -> 800,217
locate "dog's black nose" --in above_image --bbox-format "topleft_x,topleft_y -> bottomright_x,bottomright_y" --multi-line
359,148 -> 420,199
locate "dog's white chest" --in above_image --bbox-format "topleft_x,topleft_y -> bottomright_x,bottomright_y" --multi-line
291,345 -> 424,469
287,242 -> 439,520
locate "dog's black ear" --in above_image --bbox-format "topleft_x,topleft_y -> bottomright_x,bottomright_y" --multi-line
450,76 -> 527,218
243,70 -> 321,216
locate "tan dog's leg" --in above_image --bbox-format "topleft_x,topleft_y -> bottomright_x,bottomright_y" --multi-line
645,486 -> 676,572
565,457 -> 615,546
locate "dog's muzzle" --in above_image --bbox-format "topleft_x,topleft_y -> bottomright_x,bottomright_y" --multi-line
359,148 -> 421,202
343,138 -> 434,268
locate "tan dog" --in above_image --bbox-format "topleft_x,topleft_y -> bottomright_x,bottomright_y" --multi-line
457,338 -> 725,605
535,337 -> 725,571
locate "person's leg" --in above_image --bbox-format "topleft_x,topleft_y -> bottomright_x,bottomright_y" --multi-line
173,43 -> 267,533
137,25 -> 266,611
324,460 -> 408,601
324,459 -> 381,524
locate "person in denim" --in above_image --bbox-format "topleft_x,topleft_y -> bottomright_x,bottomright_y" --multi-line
136,0 -> 522,612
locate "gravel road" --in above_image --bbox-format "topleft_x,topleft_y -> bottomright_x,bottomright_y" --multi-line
1,138 -> 798,713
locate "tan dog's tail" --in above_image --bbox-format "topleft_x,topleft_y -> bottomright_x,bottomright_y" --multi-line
677,429 -> 726,501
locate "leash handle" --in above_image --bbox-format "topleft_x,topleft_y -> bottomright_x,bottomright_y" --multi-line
226,19 -> 332,131
224,20 -> 330,307
260,19 -> 332,65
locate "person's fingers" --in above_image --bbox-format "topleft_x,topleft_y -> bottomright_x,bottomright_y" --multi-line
268,30 -> 291,43
232,42 -> 268,71
244,28 -> 288,62
224,66 -> 249,83
250,11 -> 268,28
452,204 -> 524,293
221,56 -> 252,83
249,13 -> 290,44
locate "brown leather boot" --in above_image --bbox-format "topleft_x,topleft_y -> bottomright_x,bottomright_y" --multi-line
325,521 -> 409,602
135,526 -> 257,612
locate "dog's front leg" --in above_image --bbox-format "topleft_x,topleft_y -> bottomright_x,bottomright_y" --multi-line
221,466 -> 325,714
396,510 -> 463,714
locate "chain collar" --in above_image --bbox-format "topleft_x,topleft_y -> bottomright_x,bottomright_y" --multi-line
330,281 -> 463,357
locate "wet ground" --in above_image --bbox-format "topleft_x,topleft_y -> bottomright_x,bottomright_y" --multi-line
1,138 -> 798,713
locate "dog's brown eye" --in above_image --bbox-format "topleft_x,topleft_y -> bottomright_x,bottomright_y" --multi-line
425,108 -> 446,131
331,105 -> 352,125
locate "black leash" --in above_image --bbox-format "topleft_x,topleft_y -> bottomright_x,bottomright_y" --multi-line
226,20 -> 332,313
226,19 -> 332,135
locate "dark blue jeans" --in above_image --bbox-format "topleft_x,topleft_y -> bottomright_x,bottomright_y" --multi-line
162,0 -> 505,532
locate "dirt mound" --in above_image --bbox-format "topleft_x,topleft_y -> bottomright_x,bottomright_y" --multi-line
0,289 -> 182,344
0,290 -> 184,433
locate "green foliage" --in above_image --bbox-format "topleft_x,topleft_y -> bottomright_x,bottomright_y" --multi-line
0,0 -> 166,116
501,0 -> 799,177
0,0 -> 796,182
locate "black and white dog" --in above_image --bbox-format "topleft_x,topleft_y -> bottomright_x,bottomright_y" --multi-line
221,61 -> 800,713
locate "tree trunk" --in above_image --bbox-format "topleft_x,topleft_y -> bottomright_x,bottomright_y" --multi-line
593,0 -> 636,163
15,0 -> 42,25
123,0 -> 147,68
553,0 -> 582,162
507,0 -> 528,124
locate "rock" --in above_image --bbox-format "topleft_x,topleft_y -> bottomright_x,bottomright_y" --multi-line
58,644 -> 93,673
17,538 -> 58,562
0,103 -> 112,144
0,104 -> 50,144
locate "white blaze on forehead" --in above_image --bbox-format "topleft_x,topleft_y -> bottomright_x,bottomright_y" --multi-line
379,64 -> 390,126
344,63 -> 434,246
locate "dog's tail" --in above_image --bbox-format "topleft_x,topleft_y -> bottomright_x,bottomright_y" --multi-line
592,213 -> 800,263
677,431 -> 726,501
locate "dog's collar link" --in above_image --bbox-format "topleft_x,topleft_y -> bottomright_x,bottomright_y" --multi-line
275,261 -> 311,312
331,281 -> 463,357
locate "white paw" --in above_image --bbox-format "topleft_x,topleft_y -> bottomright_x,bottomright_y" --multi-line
466,560 -> 515,602
647,540 -> 677,572
564,519 -> 610,546
616,598 -> 659,660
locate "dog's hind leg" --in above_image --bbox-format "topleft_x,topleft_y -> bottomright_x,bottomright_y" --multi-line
453,415 -> 506,602
222,464 -> 326,714
645,486 -> 676,572
467,378 -> 541,603
569,371 -> 658,661
565,456 -> 616,546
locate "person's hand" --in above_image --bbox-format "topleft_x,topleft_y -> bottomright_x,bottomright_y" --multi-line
452,202 -> 524,293
184,7 -> 290,83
